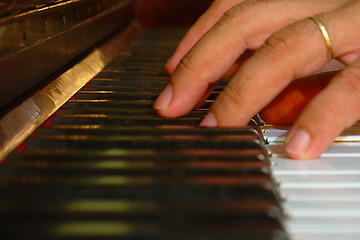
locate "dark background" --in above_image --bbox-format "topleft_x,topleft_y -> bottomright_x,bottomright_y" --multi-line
137,0 -> 213,26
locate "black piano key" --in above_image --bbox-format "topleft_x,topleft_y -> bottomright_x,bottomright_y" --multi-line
103,64 -> 166,73
65,99 -> 214,110
74,92 -> 160,101
111,54 -> 171,60
66,100 -> 156,109
26,135 -> 265,151
51,114 -> 203,126
2,158 -> 270,176
58,108 -> 166,116
0,220 -> 288,240
58,108 -> 207,118
100,69 -> 168,77
90,78 -> 167,88
93,75 -> 168,82
0,175 -> 280,201
35,125 -> 261,137
10,148 -> 268,162
106,60 -> 166,65
1,199 -> 282,220
0,201 -> 284,237
80,85 -> 224,93
74,91 -> 219,101
81,86 -> 164,92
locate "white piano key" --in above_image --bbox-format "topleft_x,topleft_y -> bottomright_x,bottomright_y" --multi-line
269,144 -> 360,157
286,221 -> 360,240
262,125 -> 290,133
288,208 -> 360,218
336,135 -> 360,142
271,156 -> 360,172
266,132 -> 360,143
281,182 -> 360,189
283,195 -> 360,202
280,188 -> 360,200
290,233 -> 360,240
263,125 -> 360,143
272,159 -> 360,183
283,202 -> 360,217
324,144 -> 360,157
286,217 -> 360,225
286,220 -> 360,233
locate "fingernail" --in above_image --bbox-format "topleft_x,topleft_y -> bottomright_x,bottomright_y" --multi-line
341,53 -> 359,65
200,112 -> 217,127
154,84 -> 173,110
285,129 -> 311,156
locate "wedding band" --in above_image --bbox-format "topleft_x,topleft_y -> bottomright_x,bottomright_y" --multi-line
309,16 -> 333,61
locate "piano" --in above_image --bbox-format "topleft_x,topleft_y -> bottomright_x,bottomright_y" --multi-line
0,1 -> 359,239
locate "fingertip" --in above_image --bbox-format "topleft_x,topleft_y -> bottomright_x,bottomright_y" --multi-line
154,82 -> 199,119
285,126 -> 330,160
338,52 -> 360,65
200,112 -> 217,127
164,56 -> 176,75
285,128 -> 311,159
154,84 -> 173,111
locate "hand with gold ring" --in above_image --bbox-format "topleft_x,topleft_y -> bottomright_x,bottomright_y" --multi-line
154,0 -> 360,160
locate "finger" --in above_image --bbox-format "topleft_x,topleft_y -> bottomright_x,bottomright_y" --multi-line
200,19 -> 331,127
260,59 -> 345,124
221,50 -> 254,79
260,71 -> 336,124
165,0 -> 244,74
156,0 -> 341,118
201,4 -> 360,128
261,60 -> 345,124
194,83 -> 217,109
286,59 -> 360,159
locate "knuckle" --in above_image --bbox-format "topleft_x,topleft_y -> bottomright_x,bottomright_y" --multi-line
221,83 -> 244,107
263,29 -> 297,57
215,0 -> 272,29
217,5 -> 245,28
178,54 -> 194,72
217,1 -> 258,28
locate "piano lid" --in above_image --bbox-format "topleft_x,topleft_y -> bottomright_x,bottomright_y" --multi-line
0,0 -> 136,111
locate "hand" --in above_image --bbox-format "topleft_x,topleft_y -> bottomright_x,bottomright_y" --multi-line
154,0 -> 360,159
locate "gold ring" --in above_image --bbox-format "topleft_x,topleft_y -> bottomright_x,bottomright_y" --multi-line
308,16 -> 333,61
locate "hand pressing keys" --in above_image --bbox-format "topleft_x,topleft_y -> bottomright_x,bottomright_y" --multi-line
154,0 -> 360,160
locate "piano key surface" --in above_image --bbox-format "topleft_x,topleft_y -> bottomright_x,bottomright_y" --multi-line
265,124 -> 360,240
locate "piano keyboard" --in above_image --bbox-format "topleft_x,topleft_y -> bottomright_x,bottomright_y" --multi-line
0,26 -> 359,239
0,28 -> 287,239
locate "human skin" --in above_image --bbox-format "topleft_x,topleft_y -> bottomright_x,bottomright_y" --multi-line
154,0 -> 360,160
